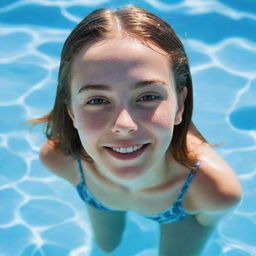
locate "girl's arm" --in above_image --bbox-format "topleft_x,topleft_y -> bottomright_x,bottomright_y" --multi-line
39,140 -> 79,186
159,144 -> 242,256
159,184 -> 241,256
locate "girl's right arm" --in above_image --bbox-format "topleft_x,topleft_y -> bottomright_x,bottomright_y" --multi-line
40,141 -> 127,254
39,140 -> 79,186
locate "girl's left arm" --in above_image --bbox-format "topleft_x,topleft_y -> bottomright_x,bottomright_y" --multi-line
159,145 -> 242,256
159,198 -> 241,256
194,146 -> 243,226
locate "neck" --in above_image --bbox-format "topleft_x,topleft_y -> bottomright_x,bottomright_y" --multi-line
93,153 -> 178,193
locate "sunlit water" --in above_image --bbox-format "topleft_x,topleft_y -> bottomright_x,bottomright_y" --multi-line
0,0 -> 256,255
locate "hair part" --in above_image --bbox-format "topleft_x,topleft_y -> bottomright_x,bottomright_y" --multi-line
29,5 -> 209,168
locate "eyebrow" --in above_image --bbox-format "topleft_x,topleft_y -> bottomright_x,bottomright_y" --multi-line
78,79 -> 168,94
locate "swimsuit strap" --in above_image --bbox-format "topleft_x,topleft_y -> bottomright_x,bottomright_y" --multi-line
176,161 -> 201,202
76,157 -> 86,184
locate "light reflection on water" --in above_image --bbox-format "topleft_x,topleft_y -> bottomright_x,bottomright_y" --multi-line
0,0 -> 256,255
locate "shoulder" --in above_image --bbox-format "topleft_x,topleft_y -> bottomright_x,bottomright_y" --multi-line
191,144 -> 242,226
39,140 -> 79,185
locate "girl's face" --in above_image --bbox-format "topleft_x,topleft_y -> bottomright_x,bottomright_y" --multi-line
69,36 -> 186,184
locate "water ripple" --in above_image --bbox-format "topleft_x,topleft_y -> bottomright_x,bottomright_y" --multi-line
1,0 -> 255,255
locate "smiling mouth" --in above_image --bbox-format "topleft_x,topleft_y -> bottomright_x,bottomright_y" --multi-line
108,144 -> 148,153
104,143 -> 150,160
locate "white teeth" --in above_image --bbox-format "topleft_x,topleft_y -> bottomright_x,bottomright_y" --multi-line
112,145 -> 144,153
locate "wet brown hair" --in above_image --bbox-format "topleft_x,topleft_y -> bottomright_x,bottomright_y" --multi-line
29,5 -> 208,168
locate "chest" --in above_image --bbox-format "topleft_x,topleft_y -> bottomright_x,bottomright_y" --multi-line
81,169 -> 197,216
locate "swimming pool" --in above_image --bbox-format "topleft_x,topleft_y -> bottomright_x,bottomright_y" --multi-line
0,0 -> 256,255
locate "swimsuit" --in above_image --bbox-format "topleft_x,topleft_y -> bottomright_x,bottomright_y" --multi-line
75,158 -> 200,224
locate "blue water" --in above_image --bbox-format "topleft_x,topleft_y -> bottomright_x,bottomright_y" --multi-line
0,0 -> 256,255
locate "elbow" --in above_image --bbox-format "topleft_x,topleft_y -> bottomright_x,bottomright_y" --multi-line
219,183 -> 243,210
229,179 -> 243,205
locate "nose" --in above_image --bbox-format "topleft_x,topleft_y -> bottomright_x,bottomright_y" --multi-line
111,109 -> 138,135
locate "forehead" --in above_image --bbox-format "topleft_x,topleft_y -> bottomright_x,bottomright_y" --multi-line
71,36 -> 174,88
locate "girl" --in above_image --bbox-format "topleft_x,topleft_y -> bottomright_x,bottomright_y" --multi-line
30,5 -> 242,256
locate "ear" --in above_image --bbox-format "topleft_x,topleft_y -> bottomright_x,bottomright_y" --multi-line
174,87 -> 188,125
67,108 -> 78,129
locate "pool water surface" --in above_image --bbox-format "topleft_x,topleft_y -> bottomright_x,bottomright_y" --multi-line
0,0 -> 256,255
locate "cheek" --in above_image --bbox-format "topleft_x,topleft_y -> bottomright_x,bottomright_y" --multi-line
76,111 -> 109,132
150,103 -> 176,128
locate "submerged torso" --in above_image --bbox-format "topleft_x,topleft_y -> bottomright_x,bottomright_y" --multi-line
73,156 -> 200,221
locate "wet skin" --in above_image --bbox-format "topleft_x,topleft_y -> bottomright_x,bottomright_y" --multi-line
68,35 -> 186,191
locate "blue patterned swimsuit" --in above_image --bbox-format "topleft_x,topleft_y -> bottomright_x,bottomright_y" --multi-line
76,159 -> 200,224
